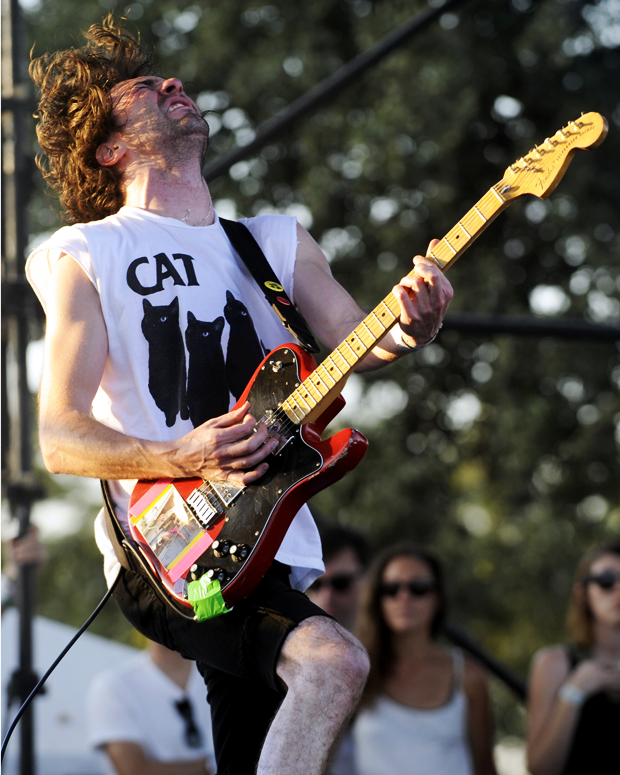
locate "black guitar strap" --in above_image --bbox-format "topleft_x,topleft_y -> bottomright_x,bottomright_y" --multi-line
219,217 -> 320,354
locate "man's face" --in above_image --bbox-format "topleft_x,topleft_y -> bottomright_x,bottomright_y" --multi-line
106,76 -> 209,164
306,547 -> 364,632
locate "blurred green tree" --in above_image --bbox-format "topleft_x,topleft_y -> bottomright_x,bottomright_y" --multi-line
20,0 -> 619,737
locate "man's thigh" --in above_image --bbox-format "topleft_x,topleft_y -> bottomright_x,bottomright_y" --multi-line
113,563 -> 326,687
112,564 -> 331,774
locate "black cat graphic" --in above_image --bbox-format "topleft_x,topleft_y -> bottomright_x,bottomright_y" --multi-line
224,290 -> 266,400
141,297 -> 189,427
185,312 -> 230,427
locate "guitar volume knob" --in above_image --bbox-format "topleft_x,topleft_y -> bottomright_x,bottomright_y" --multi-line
212,540 -> 231,558
207,568 -> 228,583
189,563 -> 207,581
230,544 -> 249,563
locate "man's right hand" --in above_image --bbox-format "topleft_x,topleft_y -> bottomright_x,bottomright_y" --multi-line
175,402 -> 279,484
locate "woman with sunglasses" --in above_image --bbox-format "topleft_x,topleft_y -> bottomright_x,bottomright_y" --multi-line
352,544 -> 497,775
527,542 -> 620,775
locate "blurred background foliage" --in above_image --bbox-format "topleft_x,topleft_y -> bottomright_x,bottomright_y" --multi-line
8,0 -> 620,739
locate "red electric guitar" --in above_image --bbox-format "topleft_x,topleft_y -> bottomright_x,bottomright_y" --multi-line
128,112 -> 607,613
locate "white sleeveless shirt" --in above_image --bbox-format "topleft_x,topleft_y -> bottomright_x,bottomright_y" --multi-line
353,649 -> 473,775
26,207 -> 324,590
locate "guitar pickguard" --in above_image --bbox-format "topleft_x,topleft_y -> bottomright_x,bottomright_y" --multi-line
190,347 -> 325,601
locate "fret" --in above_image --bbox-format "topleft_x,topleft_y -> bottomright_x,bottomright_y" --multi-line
283,399 -> 305,422
363,318 -> 383,339
428,252 -> 443,270
310,375 -> 329,396
461,213 -> 479,235
294,390 -> 312,412
443,237 -> 457,255
370,311 -> 387,331
300,381 -> 321,403
292,386 -> 316,410
491,186 -> 505,204
324,356 -> 344,378
458,220 -> 471,238
346,333 -> 366,357
360,320 -> 375,341
474,205 -> 487,223
341,340 -> 359,363
331,349 -> 351,372
316,363 -> 337,387
351,328 -> 370,350
380,299 -> 399,321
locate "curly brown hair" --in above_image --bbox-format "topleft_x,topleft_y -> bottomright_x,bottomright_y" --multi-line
29,16 -> 154,224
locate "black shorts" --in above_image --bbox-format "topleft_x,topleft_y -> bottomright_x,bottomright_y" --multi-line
113,562 -> 328,774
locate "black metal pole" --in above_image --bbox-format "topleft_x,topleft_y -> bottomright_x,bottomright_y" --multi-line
1,0 -> 39,772
444,621 -> 528,701
203,0 -> 473,182
441,313 -> 620,341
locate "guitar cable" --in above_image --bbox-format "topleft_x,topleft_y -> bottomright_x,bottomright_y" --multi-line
1,572 -> 120,763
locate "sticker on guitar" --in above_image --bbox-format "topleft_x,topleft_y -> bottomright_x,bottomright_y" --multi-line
128,112 -> 608,619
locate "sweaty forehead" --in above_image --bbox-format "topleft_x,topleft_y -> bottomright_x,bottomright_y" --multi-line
108,76 -> 166,100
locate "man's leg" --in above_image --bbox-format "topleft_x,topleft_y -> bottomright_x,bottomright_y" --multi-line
257,616 -> 369,775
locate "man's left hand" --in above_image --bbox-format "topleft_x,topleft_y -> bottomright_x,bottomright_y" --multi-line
392,239 -> 453,348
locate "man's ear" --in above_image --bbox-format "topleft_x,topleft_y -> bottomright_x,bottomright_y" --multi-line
96,135 -> 127,168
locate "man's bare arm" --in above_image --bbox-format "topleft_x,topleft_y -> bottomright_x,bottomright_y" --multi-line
106,742 -> 211,775
292,224 -> 453,372
38,255 -> 276,482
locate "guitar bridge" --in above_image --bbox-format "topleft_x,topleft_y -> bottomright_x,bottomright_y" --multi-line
185,480 -> 245,530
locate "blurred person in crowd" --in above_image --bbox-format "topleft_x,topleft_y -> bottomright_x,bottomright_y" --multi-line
1,525 -> 48,613
306,519 -> 371,775
87,640 -> 215,775
353,543 -> 497,775
306,519 -> 370,632
527,542 -> 620,775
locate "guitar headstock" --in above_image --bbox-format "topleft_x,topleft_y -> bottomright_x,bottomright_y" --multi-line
499,112 -> 608,201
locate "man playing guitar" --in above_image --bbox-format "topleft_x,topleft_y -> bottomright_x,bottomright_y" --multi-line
27,18 -> 452,775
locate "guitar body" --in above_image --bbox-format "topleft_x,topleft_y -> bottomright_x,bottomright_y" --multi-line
130,343 -> 368,611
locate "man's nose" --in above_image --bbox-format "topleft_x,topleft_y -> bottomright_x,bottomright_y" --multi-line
160,78 -> 184,94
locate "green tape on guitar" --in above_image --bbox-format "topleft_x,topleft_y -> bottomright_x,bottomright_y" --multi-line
187,576 -> 231,621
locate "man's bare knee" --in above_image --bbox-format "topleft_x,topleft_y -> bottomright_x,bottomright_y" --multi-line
277,616 -> 369,700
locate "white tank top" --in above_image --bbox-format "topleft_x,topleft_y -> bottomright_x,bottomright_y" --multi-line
26,207 -> 324,590
353,649 -> 473,775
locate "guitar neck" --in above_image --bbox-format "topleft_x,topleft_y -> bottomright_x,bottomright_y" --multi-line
281,180 -> 512,424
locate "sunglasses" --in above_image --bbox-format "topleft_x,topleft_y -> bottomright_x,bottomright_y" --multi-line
585,570 -> 620,591
380,579 -> 437,598
308,574 -> 358,593
174,697 -> 203,749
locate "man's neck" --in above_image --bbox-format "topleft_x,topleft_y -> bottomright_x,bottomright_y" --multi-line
122,157 -> 214,226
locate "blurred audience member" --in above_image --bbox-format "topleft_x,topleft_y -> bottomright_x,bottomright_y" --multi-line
1,525 -> 48,613
306,519 -> 370,775
87,640 -> 215,775
527,542 -> 620,775
307,519 -> 370,631
354,543 -> 497,775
